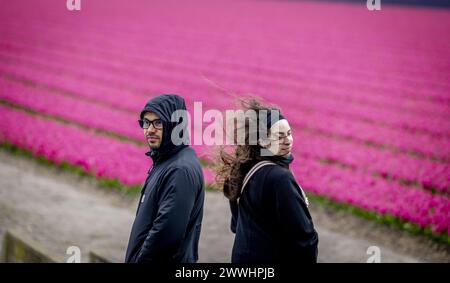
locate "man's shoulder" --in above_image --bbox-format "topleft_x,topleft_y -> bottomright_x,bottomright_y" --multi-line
177,146 -> 198,157
172,146 -> 200,163
164,148 -> 202,175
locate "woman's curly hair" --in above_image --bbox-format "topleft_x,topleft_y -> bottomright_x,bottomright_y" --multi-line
213,98 -> 282,201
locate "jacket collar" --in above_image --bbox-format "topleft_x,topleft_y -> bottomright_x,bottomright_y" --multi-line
145,144 -> 188,165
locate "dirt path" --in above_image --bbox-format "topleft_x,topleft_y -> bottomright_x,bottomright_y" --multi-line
0,150 -> 448,263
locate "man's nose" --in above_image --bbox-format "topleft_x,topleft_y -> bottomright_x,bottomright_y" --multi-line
145,125 -> 157,134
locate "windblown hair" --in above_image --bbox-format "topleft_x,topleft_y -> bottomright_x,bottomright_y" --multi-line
213,98 -> 282,201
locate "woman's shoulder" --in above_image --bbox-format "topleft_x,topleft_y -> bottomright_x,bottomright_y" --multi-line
259,163 -> 293,181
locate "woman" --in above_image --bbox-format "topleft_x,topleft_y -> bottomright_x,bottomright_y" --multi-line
215,99 -> 318,263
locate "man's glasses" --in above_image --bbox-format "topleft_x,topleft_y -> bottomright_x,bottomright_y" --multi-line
138,118 -> 163,129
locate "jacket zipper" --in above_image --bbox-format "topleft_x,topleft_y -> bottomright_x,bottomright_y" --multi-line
136,163 -> 156,214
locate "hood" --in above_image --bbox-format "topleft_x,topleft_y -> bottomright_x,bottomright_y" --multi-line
140,94 -> 189,163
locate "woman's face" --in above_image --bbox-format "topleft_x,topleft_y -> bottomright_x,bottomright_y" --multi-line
265,119 -> 293,156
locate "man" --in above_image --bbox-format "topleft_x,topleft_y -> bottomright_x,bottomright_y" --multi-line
125,94 -> 205,263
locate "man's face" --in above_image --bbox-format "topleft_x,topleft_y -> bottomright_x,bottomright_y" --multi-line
143,112 -> 163,149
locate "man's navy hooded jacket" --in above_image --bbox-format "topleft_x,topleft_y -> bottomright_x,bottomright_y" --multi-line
125,94 -> 205,263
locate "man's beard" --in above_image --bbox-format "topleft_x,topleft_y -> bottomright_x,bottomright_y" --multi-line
148,142 -> 160,149
146,134 -> 161,149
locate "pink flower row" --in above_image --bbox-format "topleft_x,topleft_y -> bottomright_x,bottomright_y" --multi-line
290,131 -> 450,194
1,36 -> 448,139
2,15 -> 448,106
1,76 -> 448,194
1,54 -> 449,164
0,105 -> 148,185
291,158 -> 450,234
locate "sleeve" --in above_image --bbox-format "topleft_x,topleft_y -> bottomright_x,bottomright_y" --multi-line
134,167 -> 196,262
272,170 -> 318,262
224,179 -> 238,234
229,200 -> 238,234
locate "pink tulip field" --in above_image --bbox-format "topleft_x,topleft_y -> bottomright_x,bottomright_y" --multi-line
0,0 -> 449,240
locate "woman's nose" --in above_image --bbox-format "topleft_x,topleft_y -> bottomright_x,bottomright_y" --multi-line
283,136 -> 292,145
